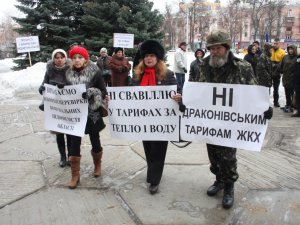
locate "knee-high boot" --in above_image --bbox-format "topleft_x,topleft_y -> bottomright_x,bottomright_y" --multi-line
68,156 -> 81,189
91,149 -> 103,177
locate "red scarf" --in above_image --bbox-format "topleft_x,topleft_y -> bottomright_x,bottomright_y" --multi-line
140,68 -> 156,86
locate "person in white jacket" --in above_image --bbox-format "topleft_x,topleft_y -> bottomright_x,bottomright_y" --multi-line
173,42 -> 188,89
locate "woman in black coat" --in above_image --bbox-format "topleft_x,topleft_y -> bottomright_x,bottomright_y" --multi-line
65,46 -> 108,189
244,44 -> 258,77
38,49 -> 71,167
133,40 -> 182,194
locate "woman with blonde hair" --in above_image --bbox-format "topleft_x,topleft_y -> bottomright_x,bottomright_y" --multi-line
133,40 -> 182,194
65,46 -> 107,189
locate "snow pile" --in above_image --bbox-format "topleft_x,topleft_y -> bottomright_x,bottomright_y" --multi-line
0,60 -> 46,100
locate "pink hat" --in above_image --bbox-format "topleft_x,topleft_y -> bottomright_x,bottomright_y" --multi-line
69,46 -> 89,60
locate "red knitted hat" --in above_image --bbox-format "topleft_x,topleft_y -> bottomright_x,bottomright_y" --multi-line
69,46 -> 89,60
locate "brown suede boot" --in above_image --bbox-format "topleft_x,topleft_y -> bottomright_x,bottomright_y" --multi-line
91,149 -> 103,177
68,156 -> 81,189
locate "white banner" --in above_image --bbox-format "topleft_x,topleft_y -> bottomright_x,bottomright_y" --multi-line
44,84 -> 88,137
113,33 -> 134,48
181,82 -> 270,151
16,36 -> 40,53
107,86 -> 180,141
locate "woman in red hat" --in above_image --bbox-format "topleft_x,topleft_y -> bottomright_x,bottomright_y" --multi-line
65,46 -> 108,189
133,40 -> 182,194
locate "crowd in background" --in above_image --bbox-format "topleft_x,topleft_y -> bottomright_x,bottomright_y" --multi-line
243,39 -> 299,115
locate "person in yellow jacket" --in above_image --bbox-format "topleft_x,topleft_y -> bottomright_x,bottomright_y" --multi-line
271,38 -> 286,107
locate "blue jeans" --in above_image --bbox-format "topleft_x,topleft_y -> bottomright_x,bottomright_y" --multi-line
175,73 -> 185,90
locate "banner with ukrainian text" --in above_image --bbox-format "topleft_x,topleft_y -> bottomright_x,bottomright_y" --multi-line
44,84 -> 88,137
107,86 -> 180,141
181,82 -> 270,151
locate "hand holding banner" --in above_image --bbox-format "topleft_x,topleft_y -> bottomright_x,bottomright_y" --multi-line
43,84 -> 88,137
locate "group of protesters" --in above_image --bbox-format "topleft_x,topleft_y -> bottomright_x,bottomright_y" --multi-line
242,39 -> 299,115
38,29 -> 282,210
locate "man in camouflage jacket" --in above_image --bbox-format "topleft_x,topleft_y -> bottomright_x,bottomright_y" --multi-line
194,30 -> 273,209
256,43 -> 273,88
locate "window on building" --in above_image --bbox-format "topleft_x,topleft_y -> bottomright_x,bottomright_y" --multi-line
288,9 -> 292,17
244,32 -> 248,37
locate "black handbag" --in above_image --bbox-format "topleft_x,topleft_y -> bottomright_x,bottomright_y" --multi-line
102,69 -> 112,77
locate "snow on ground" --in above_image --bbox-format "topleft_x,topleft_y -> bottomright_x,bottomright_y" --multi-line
0,61 -> 45,101
0,51 -> 285,106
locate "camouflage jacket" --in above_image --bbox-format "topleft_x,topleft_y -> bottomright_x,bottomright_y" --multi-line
256,53 -> 272,88
195,51 -> 257,85
189,58 -> 202,81
280,45 -> 297,88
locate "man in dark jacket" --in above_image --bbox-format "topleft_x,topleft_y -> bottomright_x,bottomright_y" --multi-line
189,48 -> 205,81
96,47 -> 112,87
280,45 -> 297,112
292,48 -> 300,117
194,30 -> 273,209
253,41 -> 262,56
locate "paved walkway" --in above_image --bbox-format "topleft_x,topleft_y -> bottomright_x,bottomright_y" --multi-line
0,92 -> 299,225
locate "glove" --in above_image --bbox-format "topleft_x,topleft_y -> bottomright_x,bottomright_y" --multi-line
179,102 -> 186,113
57,84 -> 65,89
38,103 -> 44,111
38,85 -> 45,95
264,107 -> 273,120
182,67 -> 187,73
121,67 -> 128,72
82,92 -> 88,99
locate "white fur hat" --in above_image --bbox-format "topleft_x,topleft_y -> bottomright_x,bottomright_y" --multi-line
100,47 -> 107,53
52,49 -> 67,60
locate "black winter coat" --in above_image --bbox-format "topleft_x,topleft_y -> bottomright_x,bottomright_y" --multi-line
41,59 -> 71,86
244,53 -> 258,77
294,56 -> 300,90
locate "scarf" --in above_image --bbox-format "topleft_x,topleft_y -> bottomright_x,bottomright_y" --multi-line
140,68 -> 156,86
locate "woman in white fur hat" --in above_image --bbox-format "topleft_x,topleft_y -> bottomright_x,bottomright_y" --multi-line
38,49 -> 71,167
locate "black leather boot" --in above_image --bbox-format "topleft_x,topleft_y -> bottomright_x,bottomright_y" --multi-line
149,184 -> 159,194
207,180 -> 224,196
58,146 -> 67,168
59,155 -> 67,167
222,183 -> 234,209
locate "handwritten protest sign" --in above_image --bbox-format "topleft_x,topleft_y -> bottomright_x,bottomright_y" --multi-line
16,36 -> 40,53
113,33 -> 134,48
107,86 -> 180,141
43,84 -> 88,137
181,82 -> 270,151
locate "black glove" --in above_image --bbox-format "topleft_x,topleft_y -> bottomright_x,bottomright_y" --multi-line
38,85 -> 45,95
182,67 -> 187,73
179,102 -> 186,113
264,107 -> 273,120
38,103 -> 44,111
121,67 -> 128,72
82,92 -> 88,99
57,84 -> 65,89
